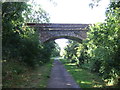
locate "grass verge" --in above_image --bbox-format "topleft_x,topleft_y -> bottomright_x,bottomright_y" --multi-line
60,59 -> 107,88
2,59 -> 54,88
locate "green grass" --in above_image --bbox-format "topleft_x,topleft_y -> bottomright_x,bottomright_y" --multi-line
2,59 -> 54,88
60,59 -> 107,88
37,59 -> 54,88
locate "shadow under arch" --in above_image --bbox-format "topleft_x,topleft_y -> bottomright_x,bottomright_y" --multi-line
43,35 -> 83,43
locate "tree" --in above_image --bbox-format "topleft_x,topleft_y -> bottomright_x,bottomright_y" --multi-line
2,2 -> 56,67
84,1 -> 120,85
64,40 -> 86,67
2,2 -> 28,59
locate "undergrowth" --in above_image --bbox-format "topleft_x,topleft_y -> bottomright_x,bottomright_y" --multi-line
2,59 -> 54,88
60,59 -> 119,88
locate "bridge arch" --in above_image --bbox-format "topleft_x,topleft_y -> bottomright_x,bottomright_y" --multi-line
44,35 -> 83,43
26,23 -> 90,43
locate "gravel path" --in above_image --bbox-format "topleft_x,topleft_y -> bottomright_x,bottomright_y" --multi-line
47,59 -> 80,88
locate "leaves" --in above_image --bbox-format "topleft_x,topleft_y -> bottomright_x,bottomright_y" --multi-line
84,1 -> 120,84
64,1 -> 120,85
2,2 -> 57,67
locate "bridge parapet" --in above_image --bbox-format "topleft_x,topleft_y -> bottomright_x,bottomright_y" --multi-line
27,23 -> 90,42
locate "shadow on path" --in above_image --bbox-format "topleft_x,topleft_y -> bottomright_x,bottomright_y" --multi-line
47,59 -> 80,88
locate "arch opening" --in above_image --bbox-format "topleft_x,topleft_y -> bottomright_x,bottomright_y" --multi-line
43,35 -> 83,43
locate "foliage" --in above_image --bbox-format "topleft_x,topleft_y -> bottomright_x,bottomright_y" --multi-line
2,2 -> 58,66
2,2 -> 59,87
60,59 -> 108,88
84,1 -> 120,85
64,1 -> 120,86
50,42 -> 60,57
23,1 -> 50,23
89,0 -> 101,8
2,59 -> 54,88
39,41 -> 57,64
64,40 -> 86,67
2,2 -> 28,59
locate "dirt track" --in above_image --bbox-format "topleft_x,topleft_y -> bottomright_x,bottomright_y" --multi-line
47,59 -> 80,88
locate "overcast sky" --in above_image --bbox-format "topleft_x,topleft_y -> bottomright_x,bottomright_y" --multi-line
28,0 -> 110,49
29,0 -> 110,24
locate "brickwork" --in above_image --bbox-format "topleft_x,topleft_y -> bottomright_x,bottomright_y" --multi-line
27,23 -> 90,42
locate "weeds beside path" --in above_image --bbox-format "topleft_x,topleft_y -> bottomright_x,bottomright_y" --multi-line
3,59 -> 54,88
60,59 -> 108,88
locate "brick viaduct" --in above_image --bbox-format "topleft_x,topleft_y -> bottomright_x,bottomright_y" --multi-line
27,23 -> 90,43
